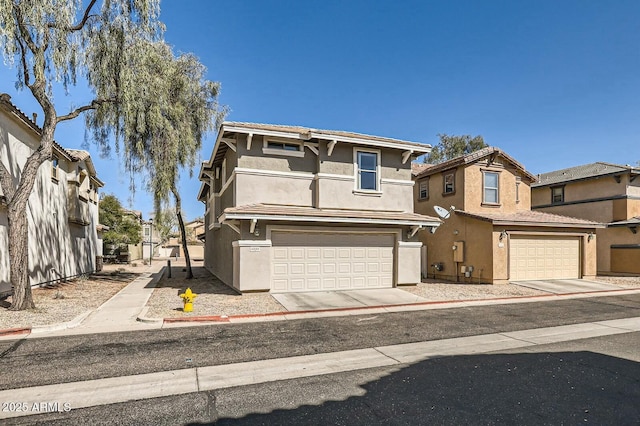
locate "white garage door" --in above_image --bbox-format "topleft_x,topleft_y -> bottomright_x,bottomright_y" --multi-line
509,236 -> 580,281
271,232 -> 394,292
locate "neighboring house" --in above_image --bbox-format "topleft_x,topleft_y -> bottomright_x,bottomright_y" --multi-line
0,93 -> 103,294
531,162 -> 640,275
198,122 -> 440,293
413,147 -> 601,284
160,220 -> 205,260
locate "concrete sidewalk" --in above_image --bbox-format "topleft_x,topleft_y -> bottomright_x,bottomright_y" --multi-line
2,315 -> 640,419
30,263 -> 166,337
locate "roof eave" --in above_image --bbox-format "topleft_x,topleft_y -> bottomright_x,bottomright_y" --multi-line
220,212 -> 441,227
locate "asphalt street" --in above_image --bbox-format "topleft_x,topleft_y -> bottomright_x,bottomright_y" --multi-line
1,294 -> 639,424
3,331 -> 639,425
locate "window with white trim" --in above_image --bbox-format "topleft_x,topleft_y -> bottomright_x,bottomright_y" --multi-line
51,155 -> 59,181
262,138 -> 304,157
356,150 -> 379,191
483,171 -> 499,204
221,159 -> 227,187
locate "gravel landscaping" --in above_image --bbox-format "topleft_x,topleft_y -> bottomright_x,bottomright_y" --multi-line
2,257 -> 640,329
0,264 -> 140,330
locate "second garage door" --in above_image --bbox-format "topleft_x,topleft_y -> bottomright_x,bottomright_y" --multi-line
509,236 -> 580,281
271,232 -> 394,292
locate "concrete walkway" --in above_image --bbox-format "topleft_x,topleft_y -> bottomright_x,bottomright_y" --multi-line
272,288 -> 427,311
2,315 -> 640,419
513,279 -> 623,294
32,263 -> 166,336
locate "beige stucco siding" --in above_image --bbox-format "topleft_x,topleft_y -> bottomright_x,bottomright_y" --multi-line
1,111 -> 100,293
596,227 -> 640,274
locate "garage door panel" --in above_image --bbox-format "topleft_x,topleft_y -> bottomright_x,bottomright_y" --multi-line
510,236 -> 579,281
271,232 -> 395,292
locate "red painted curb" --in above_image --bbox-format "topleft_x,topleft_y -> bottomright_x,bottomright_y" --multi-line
0,327 -> 31,337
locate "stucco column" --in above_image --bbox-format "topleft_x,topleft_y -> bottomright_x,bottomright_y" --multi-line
397,241 -> 422,285
231,240 -> 272,292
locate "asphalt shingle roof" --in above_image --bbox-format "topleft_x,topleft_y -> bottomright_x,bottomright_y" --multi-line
533,162 -> 639,187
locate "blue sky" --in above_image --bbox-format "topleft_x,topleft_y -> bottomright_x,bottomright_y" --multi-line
1,0 -> 639,220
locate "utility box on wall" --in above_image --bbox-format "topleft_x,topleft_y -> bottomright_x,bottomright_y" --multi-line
453,241 -> 465,263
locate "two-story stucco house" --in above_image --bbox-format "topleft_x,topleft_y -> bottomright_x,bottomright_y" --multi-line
0,93 -> 104,295
413,147 -> 601,284
532,162 -> 640,275
198,122 -> 441,293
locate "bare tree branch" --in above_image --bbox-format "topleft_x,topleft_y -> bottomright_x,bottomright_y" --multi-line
56,98 -> 116,123
17,37 -> 31,87
47,0 -> 99,31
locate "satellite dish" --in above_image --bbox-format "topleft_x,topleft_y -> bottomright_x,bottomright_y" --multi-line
434,205 -> 454,220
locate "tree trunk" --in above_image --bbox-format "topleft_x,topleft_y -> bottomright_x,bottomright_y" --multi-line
172,187 -> 192,279
7,200 -> 34,310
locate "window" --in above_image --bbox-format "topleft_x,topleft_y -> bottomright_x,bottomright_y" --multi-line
483,171 -> 499,204
267,141 -> 300,151
551,186 -> 564,204
418,179 -> 429,200
144,227 -> 150,237
221,159 -> 227,187
443,172 -> 455,194
356,150 -> 379,191
515,177 -> 521,203
262,138 -> 304,157
51,155 -> 59,180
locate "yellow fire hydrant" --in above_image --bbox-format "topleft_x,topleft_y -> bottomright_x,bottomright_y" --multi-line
179,288 -> 198,312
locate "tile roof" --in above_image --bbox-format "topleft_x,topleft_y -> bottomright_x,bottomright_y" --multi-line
411,162 -> 432,176
222,203 -> 441,226
0,93 -> 77,162
222,121 -> 431,151
532,162 -> 640,187
413,147 -> 537,182
455,209 -> 603,228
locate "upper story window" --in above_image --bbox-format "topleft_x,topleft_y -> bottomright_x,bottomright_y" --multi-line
483,171 -> 500,204
551,186 -> 564,204
443,171 -> 455,195
355,149 -> 380,191
51,155 -> 59,181
418,179 -> 429,200
263,138 -> 304,157
144,227 -> 150,237
515,177 -> 521,203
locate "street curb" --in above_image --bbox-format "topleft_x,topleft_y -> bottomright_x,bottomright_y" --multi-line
136,306 -> 164,324
160,287 -> 640,325
30,310 -> 93,334
0,327 -> 31,337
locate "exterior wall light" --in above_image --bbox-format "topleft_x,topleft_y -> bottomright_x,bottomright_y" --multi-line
588,233 -> 595,241
499,230 -> 508,241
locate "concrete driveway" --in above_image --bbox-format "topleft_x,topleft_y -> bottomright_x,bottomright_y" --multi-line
512,279 -> 623,294
271,289 -> 427,311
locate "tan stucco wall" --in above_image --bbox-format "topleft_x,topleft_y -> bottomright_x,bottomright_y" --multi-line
237,134 -> 317,174
596,227 -> 639,274
462,164 -> 532,214
420,213 -> 495,283
234,171 -> 315,207
316,176 -> 413,211
205,224 -> 237,287
397,242 -> 422,284
318,141 -> 411,181
414,168 -> 465,216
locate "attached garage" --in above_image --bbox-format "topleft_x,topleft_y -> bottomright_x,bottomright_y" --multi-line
509,236 -> 580,281
271,232 -> 395,292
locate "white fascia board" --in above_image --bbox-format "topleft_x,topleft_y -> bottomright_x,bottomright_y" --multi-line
200,127 -> 226,178
381,178 -> 414,186
232,240 -> 273,247
223,125 -> 307,140
310,132 -> 431,154
221,213 -> 441,227
235,167 -> 315,180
